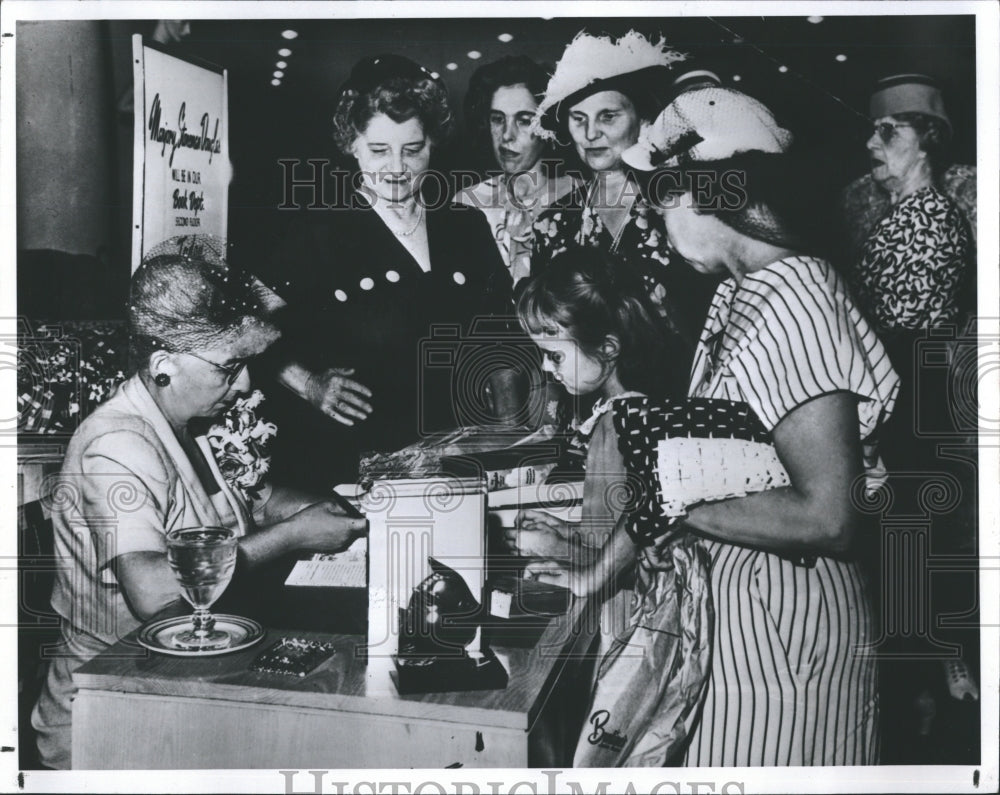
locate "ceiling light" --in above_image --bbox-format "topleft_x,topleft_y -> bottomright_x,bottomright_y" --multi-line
446,62 -> 458,71
278,48 -> 292,57
497,33 -> 513,43
467,51 -> 482,60
276,60 -> 287,69
732,74 -> 742,82
778,65 -> 788,73
271,79 -> 281,87
835,54 -> 848,62
281,30 -> 298,40
273,70 -> 284,78
430,71 -> 440,79
807,16 -> 824,24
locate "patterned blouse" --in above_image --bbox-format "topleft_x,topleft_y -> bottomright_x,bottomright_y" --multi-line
851,186 -> 971,332
531,182 -> 673,314
455,174 -> 579,285
840,164 -> 977,262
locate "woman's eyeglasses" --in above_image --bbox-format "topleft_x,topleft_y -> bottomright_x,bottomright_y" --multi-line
870,121 -> 912,144
184,351 -> 249,386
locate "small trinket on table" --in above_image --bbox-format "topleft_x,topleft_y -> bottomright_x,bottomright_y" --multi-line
250,637 -> 337,677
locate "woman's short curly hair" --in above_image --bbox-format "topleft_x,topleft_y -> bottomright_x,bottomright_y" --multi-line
891,111 -> 953,176
332,76 -> 454,156
128,254 -> 279,370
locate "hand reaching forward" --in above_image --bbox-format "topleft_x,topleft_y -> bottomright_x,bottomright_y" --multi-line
305,367 -> 373,426
503,509 -> 572,558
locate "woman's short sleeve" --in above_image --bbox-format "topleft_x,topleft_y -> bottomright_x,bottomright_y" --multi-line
75,426 -> 173,570
724,259 -> 899,439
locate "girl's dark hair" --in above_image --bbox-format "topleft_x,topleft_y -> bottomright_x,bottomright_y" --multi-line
892,111 -> 952,177
332,76 -> 453,156
516,247 -> 680,397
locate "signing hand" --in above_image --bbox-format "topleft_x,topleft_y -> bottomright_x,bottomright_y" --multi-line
287,499 -> 367,553
503,509 -> 572,558
306,367 -> 373,426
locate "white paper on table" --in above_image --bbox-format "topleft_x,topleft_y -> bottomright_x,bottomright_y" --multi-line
284,538 -> 367,588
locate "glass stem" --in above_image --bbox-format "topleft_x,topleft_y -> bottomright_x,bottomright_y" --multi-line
191,608 -> 215,637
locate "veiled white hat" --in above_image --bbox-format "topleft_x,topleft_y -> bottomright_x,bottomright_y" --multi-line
622,87 -> 792,171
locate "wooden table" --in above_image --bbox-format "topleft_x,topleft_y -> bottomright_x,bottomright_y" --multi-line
71,598 -> 597,769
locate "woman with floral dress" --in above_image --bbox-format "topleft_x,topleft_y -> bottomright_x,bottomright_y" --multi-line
528,31 -> 715,358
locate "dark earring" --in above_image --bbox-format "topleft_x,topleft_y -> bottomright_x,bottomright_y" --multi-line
154,373 -> 170,387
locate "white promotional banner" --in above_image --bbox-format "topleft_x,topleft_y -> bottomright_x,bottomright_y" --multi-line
131,36 -> 229,271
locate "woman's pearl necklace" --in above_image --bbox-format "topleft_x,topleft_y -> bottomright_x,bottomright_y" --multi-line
386,203 -> 425,237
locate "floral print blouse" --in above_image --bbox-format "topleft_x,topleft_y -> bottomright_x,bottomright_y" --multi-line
851,186 -> 971,332
530,183 -> 673,316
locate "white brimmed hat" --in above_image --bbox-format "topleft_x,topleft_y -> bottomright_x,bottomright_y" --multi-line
531,30 -> 687,141
622,87 -> 792,171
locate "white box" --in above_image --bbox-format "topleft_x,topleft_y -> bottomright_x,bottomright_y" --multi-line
362,477 -> 487,669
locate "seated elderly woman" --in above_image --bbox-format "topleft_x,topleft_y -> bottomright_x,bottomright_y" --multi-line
31,253 -> 367,770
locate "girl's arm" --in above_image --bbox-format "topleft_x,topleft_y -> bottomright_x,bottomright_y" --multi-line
526,513 -> 637,599
682,391 -> 863,556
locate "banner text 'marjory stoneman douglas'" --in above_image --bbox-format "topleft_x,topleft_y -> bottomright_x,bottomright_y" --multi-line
148,92 -> 223,167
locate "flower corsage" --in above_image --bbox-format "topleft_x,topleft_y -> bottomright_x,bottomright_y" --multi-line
206,390 -> 277,504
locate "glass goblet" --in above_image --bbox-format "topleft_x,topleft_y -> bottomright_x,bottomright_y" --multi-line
165,526 -> 238,651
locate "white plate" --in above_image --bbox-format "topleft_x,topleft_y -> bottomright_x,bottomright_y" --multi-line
137,613 -> 265,657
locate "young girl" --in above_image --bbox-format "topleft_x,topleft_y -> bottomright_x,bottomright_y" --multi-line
510,246 -> 712,767
512,246 -> 679,558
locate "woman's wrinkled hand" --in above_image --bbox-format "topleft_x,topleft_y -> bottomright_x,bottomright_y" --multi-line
305,367 -> 373,426
503,509 -> 571,557
287,499 -> 368,553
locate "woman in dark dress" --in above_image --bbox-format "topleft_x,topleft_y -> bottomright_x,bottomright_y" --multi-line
255,55 -> 517,488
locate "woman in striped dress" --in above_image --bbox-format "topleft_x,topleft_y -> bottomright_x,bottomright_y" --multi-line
622,89 -> 900,765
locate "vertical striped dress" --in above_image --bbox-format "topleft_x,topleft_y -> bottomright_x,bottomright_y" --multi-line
682,256 -> 900,766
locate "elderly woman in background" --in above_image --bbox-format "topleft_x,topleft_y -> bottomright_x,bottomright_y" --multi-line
840,74 -> 976,266
622,87 -> 900,765
256,55 -> 519,489
456,55 -> 579,285
846,74 -> 979,753
31,253 -> 367,769
850,74 -> 972,342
